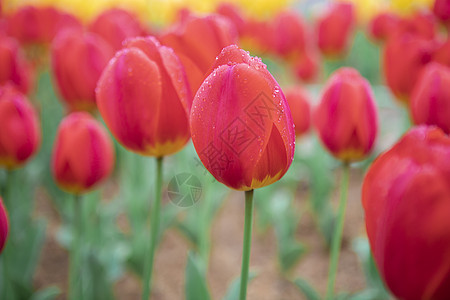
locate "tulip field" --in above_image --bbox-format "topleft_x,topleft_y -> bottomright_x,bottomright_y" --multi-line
1,0 -> 450,299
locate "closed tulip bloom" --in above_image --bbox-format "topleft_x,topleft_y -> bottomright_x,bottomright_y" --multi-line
396,11 -> 437,40
293,48 -> 320,83
7,5 -> 82,46
362,126 -> 450,300
284,87 -> 311,137
383,34 -> 437,103
160,14 -> 238,95
315,68 -> 378,162
89,8 -> 145,51
411,63 -> 450,134
51,29 -> 114,112
316,2 -> 355,58
216,3 -> 245,35
0,196 -> 8,254
433,0 -> 450,26
0,36 -> 34,94
434,38 -> 450,67
96,36 -> 192,157
368,12 -> 400,42
271,10 -> 307,61
51,112 -> 114,194
0,85 -> 40,169
190,45 -> 295,191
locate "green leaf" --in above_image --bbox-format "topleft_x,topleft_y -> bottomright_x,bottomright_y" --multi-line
293,278 -> 320,300
222,272 -> 257,300
30,287 -> 61,300
279,242 -> 306,273
185,252 -> 211,300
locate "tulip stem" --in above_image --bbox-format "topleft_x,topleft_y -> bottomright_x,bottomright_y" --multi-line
239,189 -> 254,300
142,157 -> 163,300
69,194 -> 83,300
326,163 -> 350,299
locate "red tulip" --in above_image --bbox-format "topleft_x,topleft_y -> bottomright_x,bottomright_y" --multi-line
362,126 -> 450,300
216,3 -> 245,35
51,29 -> 114,112
411,63 -> 450,134
51,112 -> 114,194
0,84 -> 41,169
190,45 -> 295,191
284,87 -> 311,137
7,5 -> 82,46
434,38 -> 450,67
271,10 -> 307,61
315,68 -> 378,162
0,196 -> 8,254
293,47 -> 320,83
368,12 -> 400,42
433,0 -> 450,27
0,36 -> 34,94
240,18 -> 274,55
383,34 -> 437,103
396,11 -> 437,40
160,14 -> 238,95
316,2 -> 355,58
89,8 -> 146,51
96,36 -> 192,157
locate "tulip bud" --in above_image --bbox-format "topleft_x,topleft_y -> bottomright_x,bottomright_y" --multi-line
316,2 -> 355,58
51,29 -> 114,112
0,36 -> 34,94
7,5 -> 82,46
160,14 -> 238,95
433,0 -> 450,27
396,11 -> 437,40
0,85 -> 40,169
434,38 -> 450,67
368,12 -> 400,42
383,34 -> 437,103
0,196 -> 8,254
51,112 -> 114,194
293,48 -> 320,83
216,3 -> 245,35
411,63 -> 450,134
271,10 -> 307,61
362,126 -> 450,300
314,68 -> 378,162
284,87 -> 311,137
88,8 -> 146,51
96,36 -> 192,157
190,45 -> 295,191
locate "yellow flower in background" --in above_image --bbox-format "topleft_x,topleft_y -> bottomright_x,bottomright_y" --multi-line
5,0 -> 292,24
389,0 -> 433,15
336,0 -> 385,23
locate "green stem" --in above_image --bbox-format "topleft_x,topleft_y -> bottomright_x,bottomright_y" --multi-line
326,164 -> 350,300
142,157 -> 163,300
239,189 -> 254,300
69,194 -> 83,300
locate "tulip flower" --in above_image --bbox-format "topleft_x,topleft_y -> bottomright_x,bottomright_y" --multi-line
88,8 -> 146,51
316,2 -> 355,58
97,36 -> 191,157
433,0 -> 450,27
396,11 -> 437,40
315,68 -> 378,162
240,18 -> 274,55
160,14 -> 238,95
368,12 -> 400,42
96,36 -> 191,299
411,63 -> 450,134
362,126 -> 450,300
293,48 -> 320,83
434,38 -> 450,67
271,10 -> 307,61
0,196 -> 9,254
0,36 -> 34,94
383,33 -> 437,103
190,44 -> 295,300
51,29 -> 114,112
51,112 -> 114,194
216,2 -> 245,35
315,67 -> 378,299
284,87 -> 311,137
6,5 -> 82,46
0,85 -> 41,169
191,44 -> 295,191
